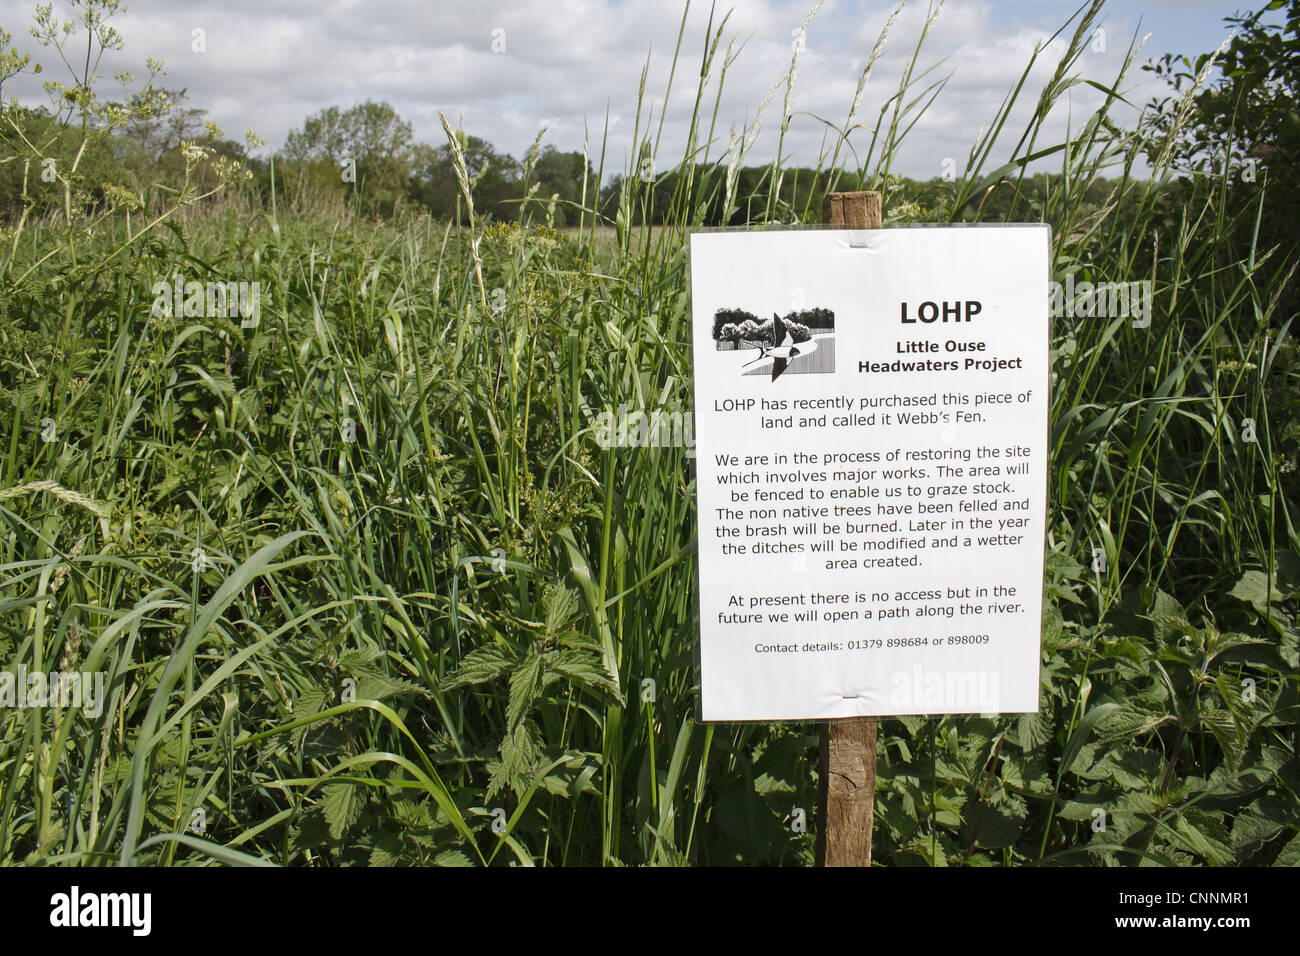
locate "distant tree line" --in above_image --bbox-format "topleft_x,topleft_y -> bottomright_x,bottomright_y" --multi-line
0,90 -> 1166,230
712,307 -> 833,338
0,95 -> 600,225
711,308 -> 835,349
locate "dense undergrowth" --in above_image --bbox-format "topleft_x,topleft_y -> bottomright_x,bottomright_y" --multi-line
1,0 -> 1297,865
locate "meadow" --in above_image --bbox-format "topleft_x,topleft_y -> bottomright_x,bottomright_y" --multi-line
0,0 -> 1297,866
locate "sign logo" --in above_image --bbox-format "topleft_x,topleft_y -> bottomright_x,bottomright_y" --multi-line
712,308 -> 835,381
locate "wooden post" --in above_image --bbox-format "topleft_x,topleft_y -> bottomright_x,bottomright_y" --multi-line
821,191 -> 881,232
816,190 -> 882,868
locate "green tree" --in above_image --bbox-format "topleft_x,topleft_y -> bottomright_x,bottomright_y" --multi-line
1142,0 -> 1299,315
408,132 -> 522,222
284,100 -> 415,217
522,145 -> 595,226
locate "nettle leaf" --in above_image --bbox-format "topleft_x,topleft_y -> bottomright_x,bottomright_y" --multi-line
507,651 -> 545,730
1205,627 -> 1270,660
489,719 -> 542,798
753,770 -> 794,796
1058,702 -> 1120,779
434,849 -> 473,867
901,833 -> 953,867
369,832 -> 405,867
1228,570 -> 1280,614
1214,671 -> 1262,729
1090,796 -> 1152,843
936,753 -> 977,785
536,754 -> 599,799
441,640 -> 519,690
322,783 -> 366,842
542,582 -> 580,635
1276,550 -> 1300,597
289,809 -> 332,858
1199,708 -> 1248,769
338,646 -> 384,671
391,798 -> 435,830
1278,622 -> 1300,669
1058,792 -> 1109,821
997,753 -> 1026,789
932,790 -> 967,828
294,687 -> 327,718
900,716 -> 929,741
353,670 -> 425,702
1231,803 -> 1287,861
1080,748 -> 1162,790
557,630 -> 604,654
644,826 -> 692,867
1150,618 -> 1198,655
1172,811 -> 1232,865
1273,830 -> 1300,867
1008,712 -> 1050,759
1093,704 -> 1174,745
1203,750 -> 1279,800
1107,636 -> 1148,667
1150,589 -> 1186,626
545,648 -> 622,700
965,805 -> 1025,848
1116,788 -> 1162,817
1044,547 -> 1086,605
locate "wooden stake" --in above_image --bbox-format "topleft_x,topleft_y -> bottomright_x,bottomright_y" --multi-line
816,190 -> 881,868
816,715 -> 878,866
821,191 -> 881,232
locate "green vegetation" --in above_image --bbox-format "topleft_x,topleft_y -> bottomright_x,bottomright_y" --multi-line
0,0 -> 1296,866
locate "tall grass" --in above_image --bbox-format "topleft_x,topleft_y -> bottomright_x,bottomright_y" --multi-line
1,0 -> 1296,866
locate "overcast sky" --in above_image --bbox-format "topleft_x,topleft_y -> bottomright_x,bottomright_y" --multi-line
0,0 -> 1263,179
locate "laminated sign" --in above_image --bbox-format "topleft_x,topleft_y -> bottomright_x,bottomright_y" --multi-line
690,226 -> 1050,721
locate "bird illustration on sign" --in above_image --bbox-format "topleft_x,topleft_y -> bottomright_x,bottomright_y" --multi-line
711,307 -> 836,380
742,313 -> 817,381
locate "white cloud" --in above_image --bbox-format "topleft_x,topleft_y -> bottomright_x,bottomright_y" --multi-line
0,0 -> 1233,183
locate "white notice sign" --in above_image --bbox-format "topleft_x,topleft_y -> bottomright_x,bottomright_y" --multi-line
690,226 -> 1050,721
